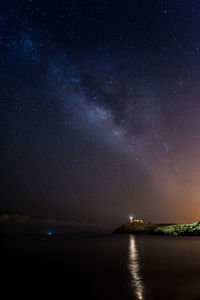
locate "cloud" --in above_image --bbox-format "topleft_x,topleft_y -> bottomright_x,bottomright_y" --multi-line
0,214 -> 103,234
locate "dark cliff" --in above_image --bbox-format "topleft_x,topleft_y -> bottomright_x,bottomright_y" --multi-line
113,222 -> 158,234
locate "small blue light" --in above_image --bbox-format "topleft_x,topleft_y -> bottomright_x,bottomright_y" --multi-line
48,231 -> 53,236
72,78 -> 80,84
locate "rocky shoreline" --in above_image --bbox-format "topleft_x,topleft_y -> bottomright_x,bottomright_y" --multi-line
113,221 -> 200,236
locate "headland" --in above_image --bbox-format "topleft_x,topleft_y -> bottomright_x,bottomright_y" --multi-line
113,221 -> 200,236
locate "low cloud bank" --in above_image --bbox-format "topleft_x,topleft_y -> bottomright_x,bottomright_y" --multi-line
0,214 -> 103,234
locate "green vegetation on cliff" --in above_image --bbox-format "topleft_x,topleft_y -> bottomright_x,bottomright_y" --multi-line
154,221 -> 200,236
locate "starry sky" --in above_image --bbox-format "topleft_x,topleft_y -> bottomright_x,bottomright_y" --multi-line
1,0 -> 200,230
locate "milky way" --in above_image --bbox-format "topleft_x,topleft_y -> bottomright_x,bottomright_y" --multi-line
1,1 -> 200,228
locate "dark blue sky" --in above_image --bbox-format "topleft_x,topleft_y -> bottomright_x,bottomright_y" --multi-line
1,0 -> 200,230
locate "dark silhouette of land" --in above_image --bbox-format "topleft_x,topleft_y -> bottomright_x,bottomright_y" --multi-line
114,221 -> 200,236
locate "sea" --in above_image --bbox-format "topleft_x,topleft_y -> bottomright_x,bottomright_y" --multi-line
1,233 -> 200,300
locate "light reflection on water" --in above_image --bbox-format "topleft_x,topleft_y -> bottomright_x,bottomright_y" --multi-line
128,235 -> 144,300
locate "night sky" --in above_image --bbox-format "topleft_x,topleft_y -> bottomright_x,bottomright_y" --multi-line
1,0 -> 200,231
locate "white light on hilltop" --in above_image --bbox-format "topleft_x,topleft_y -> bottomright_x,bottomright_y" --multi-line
130,216 -> 133,222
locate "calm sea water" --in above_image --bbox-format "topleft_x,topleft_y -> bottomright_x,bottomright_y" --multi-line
1,234 -> 200,299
